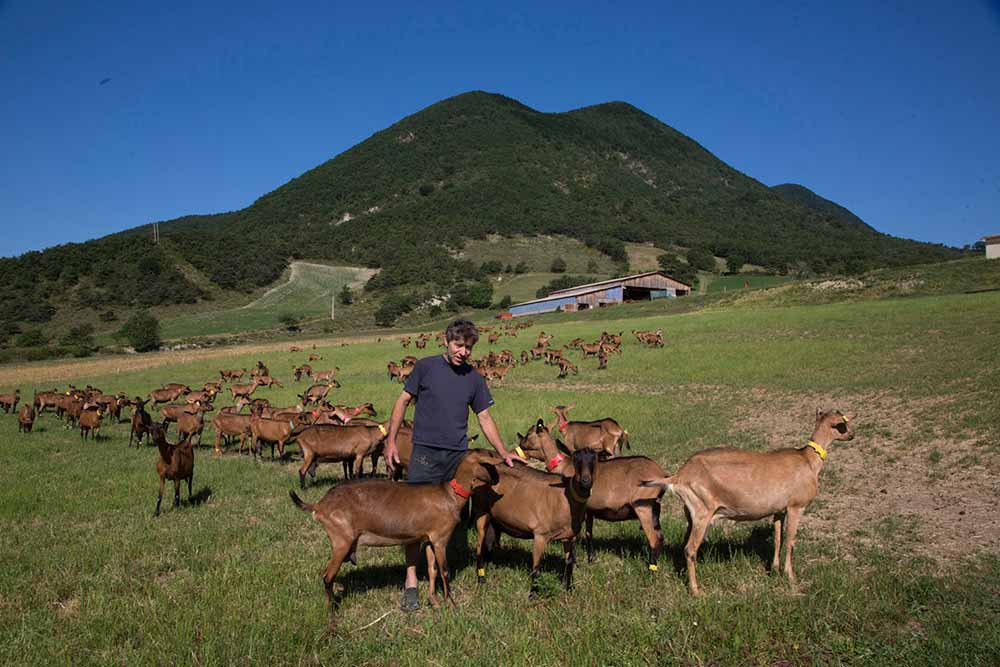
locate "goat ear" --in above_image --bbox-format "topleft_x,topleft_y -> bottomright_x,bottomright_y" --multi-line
597,450 -> 613,462
516,432 -> 524,442
535,418 -> 546,431
480,462 -> 500,484
555,439 -> 572,456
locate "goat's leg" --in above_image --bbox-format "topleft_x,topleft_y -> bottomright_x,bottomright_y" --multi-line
562,539 -> 576,590
173,478 -> 181,508
321,541 -> 352,631
342,461 -> 351,479
187,473 -> 193,503
429,537 -> 454,607
682,507 -> 712,596
353,454 -> 365,478
771,513 -> 784,574
474,514 -> 490,583
299,452 -> 314,489
585,512 -> 596,563
154,476 -> 165,517
635,503 -> 662,571
529,535 -> 547,598
782,507 -> 804,584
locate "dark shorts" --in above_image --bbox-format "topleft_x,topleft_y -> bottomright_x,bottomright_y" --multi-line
407,444 -> 465,484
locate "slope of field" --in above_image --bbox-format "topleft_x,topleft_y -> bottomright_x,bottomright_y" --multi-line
1,265 -> 997,664
157,262 -> 376,340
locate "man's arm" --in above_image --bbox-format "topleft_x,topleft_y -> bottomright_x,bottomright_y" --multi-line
476,408 -> 526,467
384,390 -> 413,474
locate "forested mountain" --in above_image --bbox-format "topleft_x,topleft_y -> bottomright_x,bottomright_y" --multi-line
771,183 -> 873,232
0,90 -> 961,342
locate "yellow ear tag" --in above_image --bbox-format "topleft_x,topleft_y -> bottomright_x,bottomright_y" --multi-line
515,446 -> 526,458
377,424 -> 388,436
477,568 -> 486,577
842,415 -> 850,423
648,564 -> 658,572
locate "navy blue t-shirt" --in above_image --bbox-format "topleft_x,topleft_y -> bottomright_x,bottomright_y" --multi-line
403,354 -> 494,451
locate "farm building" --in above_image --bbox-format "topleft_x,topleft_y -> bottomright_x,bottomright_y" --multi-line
985,234 -> 1000,260
507,271 -> 691,317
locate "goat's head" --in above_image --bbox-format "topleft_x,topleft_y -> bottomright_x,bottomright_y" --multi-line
569,447 -> 598,493
815,409 -> 854,442
457,449 -> 501,490
514,418 -> 557,462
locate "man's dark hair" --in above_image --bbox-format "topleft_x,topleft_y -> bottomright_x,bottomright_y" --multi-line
445,319 -> 479,345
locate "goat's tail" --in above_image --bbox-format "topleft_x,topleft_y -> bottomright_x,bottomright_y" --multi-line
621,429 -> 630,451
289,490 -> 315,514
640,476 -> 674,492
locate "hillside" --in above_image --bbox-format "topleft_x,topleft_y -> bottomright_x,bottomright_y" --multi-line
0,91 -> 963,347
771,183 -> 874,232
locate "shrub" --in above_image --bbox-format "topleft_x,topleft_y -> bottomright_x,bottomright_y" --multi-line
15,329 -> 47,347
450,281 -> 493,309
514,261 -> 528,274
479,260 -> 504,275
375,294 -> 416,327
726,255 -> 746,274
550,257 -> 567,273
686,247 -> 717,272
497,295 -> 513,310
99,310 -> 117,322
338,285 -> 354,305
118,311 -> 160,352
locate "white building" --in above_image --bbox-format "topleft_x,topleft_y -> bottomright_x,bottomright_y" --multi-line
985,235 -> 1000,260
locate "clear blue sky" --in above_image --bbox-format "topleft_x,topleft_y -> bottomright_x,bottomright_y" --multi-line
2,1 -> 998,258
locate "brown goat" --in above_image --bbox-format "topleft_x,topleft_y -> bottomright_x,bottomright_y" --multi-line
293,364 -> 313,382
643,409 -> 855,594
556,358 -> 578,378
18,403 -> 36,433
296,422 -> 389,486
473,429 -> 597,596
149,385 -> 188,407
78,405 -> 104,440
229,378 -> 261,401
289,449 -> 499,629
152,425 -> 195,517
177,411 -> 205,446
514,421 -> 669,569
312,368 -> 340,383
0,389 -> 19,413
211,411 -> 253,455
249,405 -> 309,460
127,398 -> 152,447
550,404 -> 629,457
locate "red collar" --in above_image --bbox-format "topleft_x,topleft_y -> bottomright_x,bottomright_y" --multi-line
449,479 -> 471,499
558,420 -> 568,433
353,406 -> 363,415
546,453 -> 566,472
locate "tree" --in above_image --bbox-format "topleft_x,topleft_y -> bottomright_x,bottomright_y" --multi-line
118,311 -> 160,352
686,247 -> 716,272
497,295 -> 513,310
514,261 -> 529,274
726,255 -> 746,274
479,260 -> 504,275
339,285 -> 354,305
550,257 -> 567,273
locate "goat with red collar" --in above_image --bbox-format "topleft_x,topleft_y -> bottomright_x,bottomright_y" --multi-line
550,404 -> 629,458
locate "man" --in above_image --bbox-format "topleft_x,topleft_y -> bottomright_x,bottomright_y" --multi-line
384,318 -> 523,612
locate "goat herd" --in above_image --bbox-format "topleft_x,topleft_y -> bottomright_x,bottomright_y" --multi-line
0,323 -> 854,630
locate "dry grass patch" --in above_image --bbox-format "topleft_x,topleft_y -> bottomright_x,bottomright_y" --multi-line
737,390 -> 1000,566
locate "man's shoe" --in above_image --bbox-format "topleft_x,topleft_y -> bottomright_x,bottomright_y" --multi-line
400,587 -> 420,612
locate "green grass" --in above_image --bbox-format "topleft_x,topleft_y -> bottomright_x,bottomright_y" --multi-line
458,234 -> 619,274
157,263 -> 374,340
1,280 -> 998,665
702,273 -> 793,294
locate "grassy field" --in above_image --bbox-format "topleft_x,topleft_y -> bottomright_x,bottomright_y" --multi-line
701,273 -> 793,294
156,263 -> 376,340
458,234 -> 619,274
1,261 -> 998,665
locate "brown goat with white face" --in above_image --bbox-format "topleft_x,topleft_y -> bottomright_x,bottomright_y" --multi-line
644,409 -> 855,595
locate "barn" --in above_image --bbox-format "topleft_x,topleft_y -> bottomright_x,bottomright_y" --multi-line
985,234 -> 1000,260
507,271 -> 691,317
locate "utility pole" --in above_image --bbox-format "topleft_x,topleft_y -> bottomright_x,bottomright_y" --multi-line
331,294 -> 335,321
